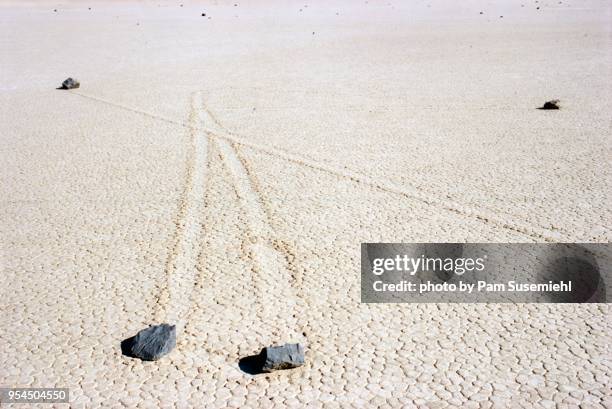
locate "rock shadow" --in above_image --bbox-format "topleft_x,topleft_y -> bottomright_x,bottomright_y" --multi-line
238,352 -> 265,375
120,336 -> 137,359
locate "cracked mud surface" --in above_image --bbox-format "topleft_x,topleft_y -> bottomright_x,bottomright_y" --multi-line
1,1 -> 611,408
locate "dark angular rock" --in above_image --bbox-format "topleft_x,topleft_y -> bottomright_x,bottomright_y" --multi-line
261,343 -> 304,372
59,78 -> 80,90
130,324 -> 176,361
540,99 -> 560,110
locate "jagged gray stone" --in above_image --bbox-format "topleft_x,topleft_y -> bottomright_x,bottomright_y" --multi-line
130,324 -> 176,361
60,78 -> 80,90
261,343 -> 304,372
540,99 -> 560,110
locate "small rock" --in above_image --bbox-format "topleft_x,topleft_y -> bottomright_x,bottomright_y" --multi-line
201,12 -> 206,16
59,78 -> 80,90
261,343 -> 304,372
540,99 -> 560,110
130,324 -> 176,361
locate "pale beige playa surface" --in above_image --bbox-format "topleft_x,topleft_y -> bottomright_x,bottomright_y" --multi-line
1,0 -> 611,408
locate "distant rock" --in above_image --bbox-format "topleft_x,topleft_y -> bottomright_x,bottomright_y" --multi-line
540,99 -> 560,110
59,78 -> 80,90
130,324 -> 176,361
261,343 -> 305,372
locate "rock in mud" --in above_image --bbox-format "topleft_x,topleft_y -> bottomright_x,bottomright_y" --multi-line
540,99 -> 560,110
261,343 -> 305,372
59,78 -> 80,90
130,324 -> 176,361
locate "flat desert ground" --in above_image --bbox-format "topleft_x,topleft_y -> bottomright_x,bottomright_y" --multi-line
1,0 -> 611,408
